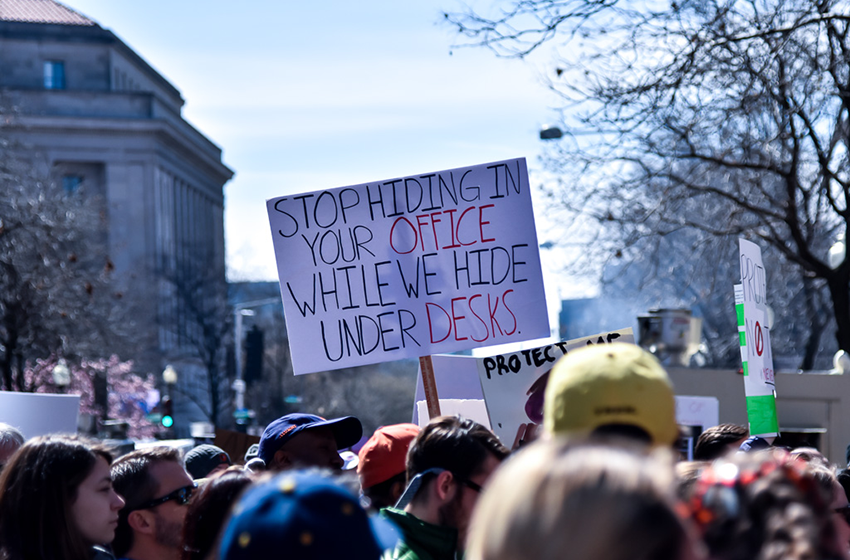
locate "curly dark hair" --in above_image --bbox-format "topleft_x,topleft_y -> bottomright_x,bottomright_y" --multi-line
687,451 -> 840,560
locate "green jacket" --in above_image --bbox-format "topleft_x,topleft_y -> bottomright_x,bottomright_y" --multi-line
381,507 -> 460,560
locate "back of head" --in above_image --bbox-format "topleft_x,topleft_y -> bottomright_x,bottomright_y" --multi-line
218,470 -> 398,560
693,424 -> 749,461
466,439 -> 687,560
184,444 -> 232,480
110,446 -> 183,557
0,422 -> 24,468
0,435 -> 110,560
181,471 -> 252,560
543,343 -> 678,447
358,423 -> 419,509
407,416 -> 509,491
686,450 -> 839,560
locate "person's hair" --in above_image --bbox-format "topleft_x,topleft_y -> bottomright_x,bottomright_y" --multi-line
110,446 -> 183,557
0,435 -> 113,560
0,423 -> 24,450
674,460 -> 709,501
466,439 -> 687,560
363,471 -> 407,510
180,472 -> 252,560
790,448 -> 830,469
837,468 -> 850,502
693,424 -> 748,461
407,416 -> 508,502
686,450 -> 839,560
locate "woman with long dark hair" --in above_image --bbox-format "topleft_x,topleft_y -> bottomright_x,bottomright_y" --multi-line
0,435 -> 125,560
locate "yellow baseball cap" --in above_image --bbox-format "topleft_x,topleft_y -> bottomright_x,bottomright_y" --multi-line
543,343 -> 678,446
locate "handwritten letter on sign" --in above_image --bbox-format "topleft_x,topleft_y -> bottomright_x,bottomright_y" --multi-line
267,158 -> 549,374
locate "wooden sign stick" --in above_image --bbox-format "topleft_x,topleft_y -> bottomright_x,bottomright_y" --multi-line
419,355 -> 441,419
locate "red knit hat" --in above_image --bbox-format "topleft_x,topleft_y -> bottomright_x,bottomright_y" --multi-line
357,423 -> 420,489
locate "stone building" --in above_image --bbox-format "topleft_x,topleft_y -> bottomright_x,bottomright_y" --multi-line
0,0 -> 234,432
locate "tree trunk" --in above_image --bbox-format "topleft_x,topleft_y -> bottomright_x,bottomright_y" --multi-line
827,273 -> 850,352
800,277 -> 825,371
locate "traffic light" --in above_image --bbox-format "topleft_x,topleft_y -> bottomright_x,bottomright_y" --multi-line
244,325 -> 264,384
160,396 -> 174,428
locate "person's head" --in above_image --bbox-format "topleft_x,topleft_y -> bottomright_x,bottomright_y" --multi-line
791,447 -> 830,469
0,422 -> 24,472
0,435 -> 124,560
219,470 -> 399,560
544,343 -> 678,447
402,416 -> 509,545
466,439 -> 695,560
809,465 -> 850,557
258,413 -> 362,471
180,471 -> 252,560
358,423 -> 419,510
693,424 -> 749,461
184,444 -> 232,480
111,446 -> 196,560
686,450 -> 845,560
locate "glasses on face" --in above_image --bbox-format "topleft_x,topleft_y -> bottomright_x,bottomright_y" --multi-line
834,505 -> 850,526
459,478 -> 483,493
132,483 -> 197,511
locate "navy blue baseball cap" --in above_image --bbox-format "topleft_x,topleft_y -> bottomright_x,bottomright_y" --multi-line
258,413 -> 362,464
219,471 -> 399,560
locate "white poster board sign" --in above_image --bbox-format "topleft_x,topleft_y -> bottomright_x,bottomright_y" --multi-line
415,399 -> 491,430
0,391 -> 80,439
267,158 -> 549,374
476,329 -> 634,445
675,395 -> 719,429
738,239 -> 778,437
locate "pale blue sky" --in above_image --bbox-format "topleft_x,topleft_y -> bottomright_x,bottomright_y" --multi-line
62,1 -> 568,287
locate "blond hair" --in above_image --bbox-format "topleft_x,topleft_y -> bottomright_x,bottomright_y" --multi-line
465,439 -> 689,560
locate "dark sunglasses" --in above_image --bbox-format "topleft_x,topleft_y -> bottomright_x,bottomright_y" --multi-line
834,505 -> 850,525
459,478 -> 483,493
132,483 -> 197,511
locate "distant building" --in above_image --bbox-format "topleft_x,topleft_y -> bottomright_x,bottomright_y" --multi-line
0,0 -> 234,432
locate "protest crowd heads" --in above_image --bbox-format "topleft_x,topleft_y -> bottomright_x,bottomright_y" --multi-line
543,342 -> 678,446
465,440 -> 691,560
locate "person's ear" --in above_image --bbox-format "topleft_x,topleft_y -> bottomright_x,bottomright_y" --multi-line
434,470 -> 456,502
390,480 -> 406,503
273,448 -> 292,470
127,510 -> 155,536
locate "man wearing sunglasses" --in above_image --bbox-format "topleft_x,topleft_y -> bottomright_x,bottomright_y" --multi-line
111,447 -> 196,560
382,416 -> 509,560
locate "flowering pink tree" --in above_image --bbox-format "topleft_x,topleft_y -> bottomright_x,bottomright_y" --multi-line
25,355 -> 157,439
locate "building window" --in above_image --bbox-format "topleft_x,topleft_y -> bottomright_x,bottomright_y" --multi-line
44,61 -> 65,90
62,175 -> 83,194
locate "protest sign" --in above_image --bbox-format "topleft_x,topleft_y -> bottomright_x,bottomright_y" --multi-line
267,158 -> 549,374
415,399 -> 492,430
737,239 -> 778,437
0,391 -> 80,438
476,329 -> 634,445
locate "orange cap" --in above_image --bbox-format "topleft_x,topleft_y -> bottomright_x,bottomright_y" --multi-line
357,423 -> 420,489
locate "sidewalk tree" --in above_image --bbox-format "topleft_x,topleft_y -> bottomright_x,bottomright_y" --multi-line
446,0 -> 850,360
0,103 -> 132,390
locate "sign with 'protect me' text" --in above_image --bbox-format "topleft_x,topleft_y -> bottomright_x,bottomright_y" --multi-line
267,158 -> 549,374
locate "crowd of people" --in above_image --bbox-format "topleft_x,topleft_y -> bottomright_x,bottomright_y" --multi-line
1,342 -> 850,560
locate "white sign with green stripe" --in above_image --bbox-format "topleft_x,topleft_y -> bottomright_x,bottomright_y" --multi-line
737,239 -> 778,437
